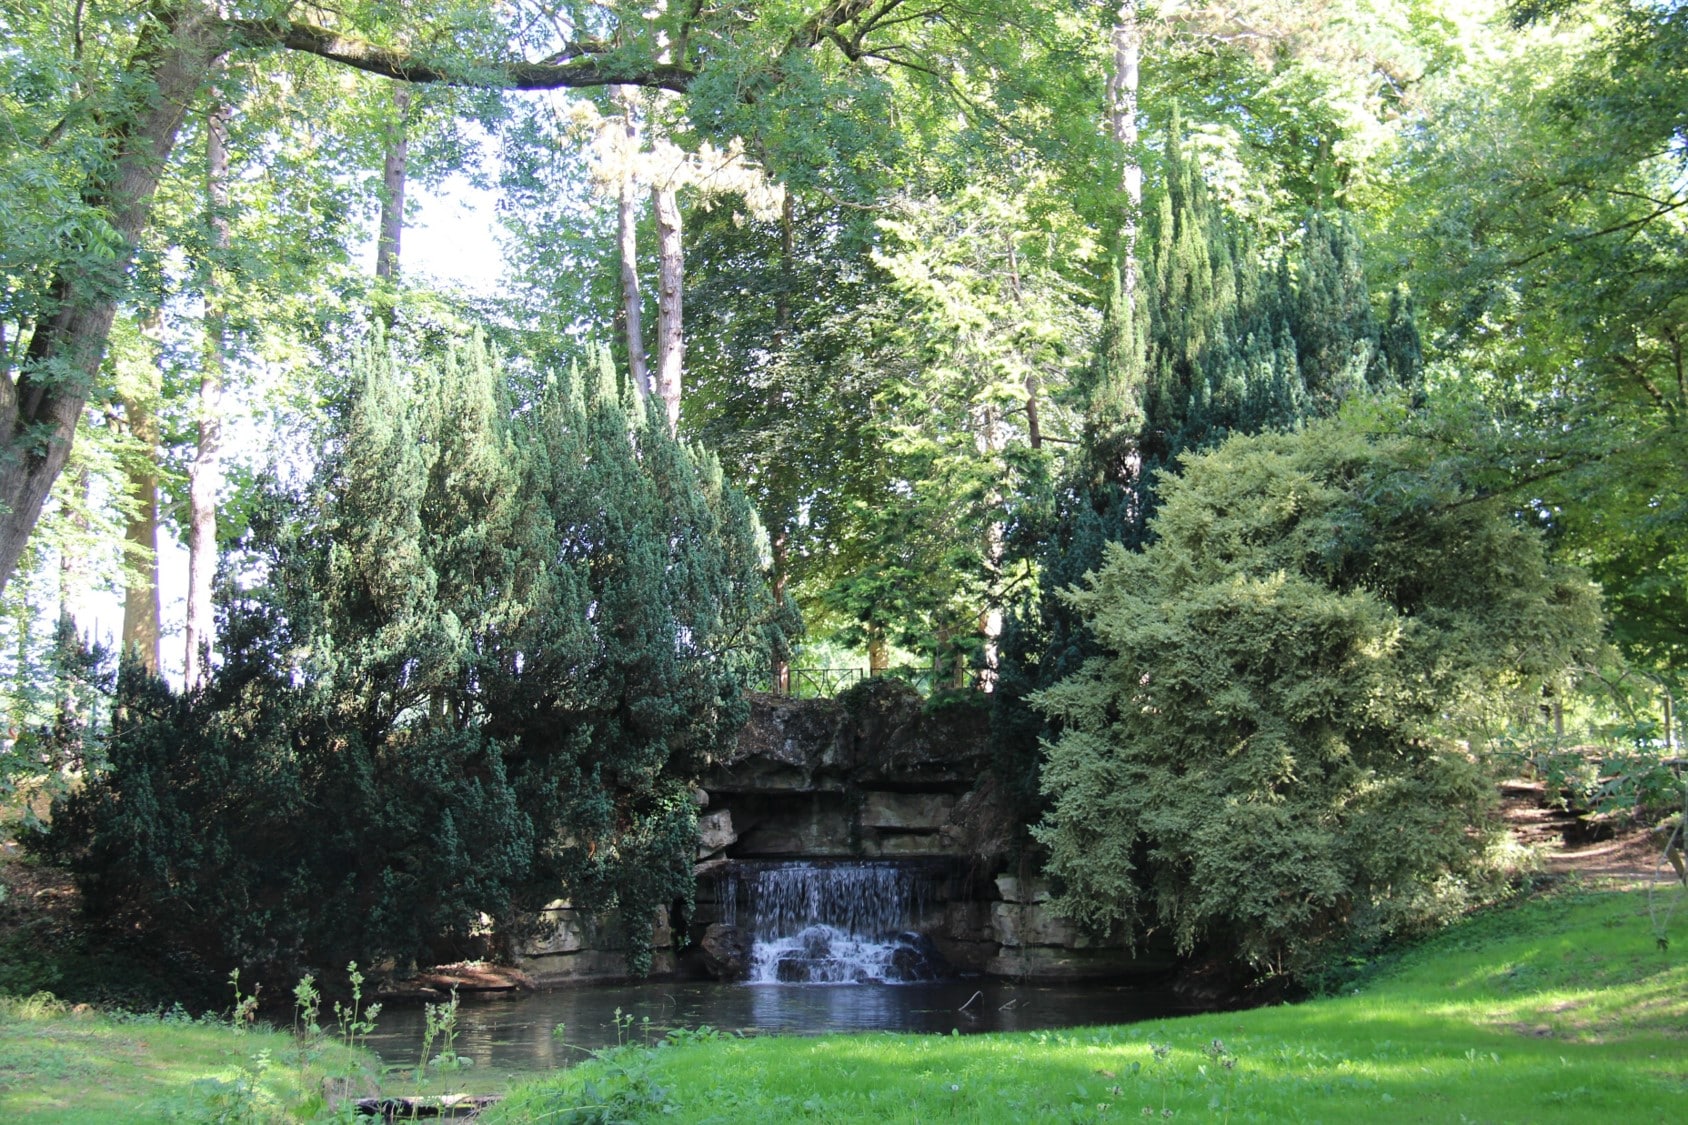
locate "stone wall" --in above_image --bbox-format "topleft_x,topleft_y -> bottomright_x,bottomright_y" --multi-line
686,682 -> 1166,982
514,904 -> 676,986
512,681 -> 1167,983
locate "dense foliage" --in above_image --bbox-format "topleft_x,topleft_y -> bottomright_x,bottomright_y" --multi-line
994,125 -> 1423,819
1033,409 -> 1602,974
2,0 -> 1680,992
41,334 -> 785,978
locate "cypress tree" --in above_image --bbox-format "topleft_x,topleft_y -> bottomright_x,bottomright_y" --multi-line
997,120 -> 1421,821
1381,283 -> 1425,393
46,330 -> 787,983
1290,212 -> 1385,404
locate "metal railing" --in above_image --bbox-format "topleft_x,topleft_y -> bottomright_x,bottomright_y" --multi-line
757,664 -> 975,699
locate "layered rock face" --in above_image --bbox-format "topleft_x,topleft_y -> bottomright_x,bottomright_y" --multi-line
516,681 -> 1168,983
697,683 -> 1006,860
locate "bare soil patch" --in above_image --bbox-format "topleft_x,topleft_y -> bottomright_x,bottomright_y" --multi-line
1499,779 -> 1682,888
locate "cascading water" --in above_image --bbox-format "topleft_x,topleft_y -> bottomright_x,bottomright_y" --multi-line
722,861 -> 949,984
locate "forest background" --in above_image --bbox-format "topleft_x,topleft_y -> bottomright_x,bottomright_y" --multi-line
1,0 -> 1684,987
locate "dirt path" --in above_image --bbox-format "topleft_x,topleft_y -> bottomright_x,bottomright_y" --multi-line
1499,779 -> 1683,888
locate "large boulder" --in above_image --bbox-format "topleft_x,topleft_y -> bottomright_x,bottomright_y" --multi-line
696,809 -> 737,858
699,923 -> 752,981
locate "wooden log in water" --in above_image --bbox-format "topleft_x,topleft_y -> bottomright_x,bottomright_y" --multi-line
354,1093 -> 501,1119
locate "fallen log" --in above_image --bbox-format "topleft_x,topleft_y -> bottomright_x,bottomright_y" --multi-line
354,1093 -> 501,1119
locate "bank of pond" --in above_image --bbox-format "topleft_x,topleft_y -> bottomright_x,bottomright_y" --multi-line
0,886 -> 1682,1122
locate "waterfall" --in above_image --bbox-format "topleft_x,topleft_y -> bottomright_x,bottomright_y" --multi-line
723,861 -> 948,984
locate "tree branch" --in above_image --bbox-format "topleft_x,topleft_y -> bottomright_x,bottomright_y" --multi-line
227,18 -> 697,92
1504,197 -> 1688,271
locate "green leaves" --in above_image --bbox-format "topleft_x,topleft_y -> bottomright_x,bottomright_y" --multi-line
46,326 -> 785,981
1033,408 -> 1601,975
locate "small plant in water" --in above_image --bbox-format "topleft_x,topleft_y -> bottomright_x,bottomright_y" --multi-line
612,1006 -> 635,1047
418,987 -> 471,1078
333,961 -> 381,1051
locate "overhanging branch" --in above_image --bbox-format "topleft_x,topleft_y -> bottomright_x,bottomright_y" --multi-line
227,18 -> 696,92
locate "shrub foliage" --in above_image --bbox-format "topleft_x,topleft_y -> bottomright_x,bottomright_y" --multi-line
44,334 -> 787,980
1032,410 -> 1601,974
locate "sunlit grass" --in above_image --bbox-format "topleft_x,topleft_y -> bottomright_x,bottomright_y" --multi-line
0,993 -> 382,1123
0,886 -> 1681,1121
487,886 -> 1687,1123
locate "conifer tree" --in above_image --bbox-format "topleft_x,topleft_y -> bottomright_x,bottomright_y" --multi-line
997,118 -> 1420,820
1291,212 -> 1385,405
45,330 -> 785,981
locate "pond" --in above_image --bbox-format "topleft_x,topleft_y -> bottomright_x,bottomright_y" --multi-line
365,861 -> 1215,1074
363,977 -> 1214,1073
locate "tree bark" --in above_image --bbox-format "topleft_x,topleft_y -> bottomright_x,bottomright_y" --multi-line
0,3 -> 226,597
120,317 -> 164,675
185,95 -> 229,689
652,183 -> 684,436
1107,3 -> 1143,297
867,625 -> 888,677
615,88 -> 651,405
774,193 -> 795,351
769,194 -> 797,693
771,528 -> 791,694
1005,235 -> 1041,451
375,84 -> 411,283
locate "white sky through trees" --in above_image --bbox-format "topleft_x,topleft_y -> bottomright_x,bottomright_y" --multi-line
65,173 -> 507,687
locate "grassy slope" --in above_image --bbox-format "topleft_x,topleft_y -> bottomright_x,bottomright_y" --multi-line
0,886 -> 1680,1122
0,995 -> 390,1123
490,887 -> 1688,1124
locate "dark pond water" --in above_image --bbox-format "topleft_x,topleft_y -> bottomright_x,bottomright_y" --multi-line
363,978 -> 1212,1074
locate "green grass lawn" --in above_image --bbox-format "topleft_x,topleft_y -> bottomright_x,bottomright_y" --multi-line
487,885 -> 1688,1124
1,884 -> 1682,1122
0,992 -> 434,1123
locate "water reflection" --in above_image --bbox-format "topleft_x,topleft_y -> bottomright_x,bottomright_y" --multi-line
363,979 -> 1209,1074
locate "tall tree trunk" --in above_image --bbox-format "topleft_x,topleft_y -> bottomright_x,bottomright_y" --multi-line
867,625 -> 888,677
773,193 -> 795,351
1108,3 -> 1143,296
54,471 -> 93,771
769,193 -> 797,694
375,84 -> 411,284
975,401 -> 1005,692
652,183 -> 684,435
978,521 -> 1004,692
615,87 -> 651,404
771,527 -> 791,694
120,316 -> 164,675
0,4 -> 224,596
1005,235 -> 1041,451
185,96 -> 229,689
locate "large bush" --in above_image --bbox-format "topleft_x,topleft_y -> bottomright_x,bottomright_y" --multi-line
43,335 -> 788,981
1032,408 -> 1601,976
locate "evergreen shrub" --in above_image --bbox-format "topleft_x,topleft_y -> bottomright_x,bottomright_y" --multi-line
1033,407 -> 1602,976
42,333 -> 785,982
